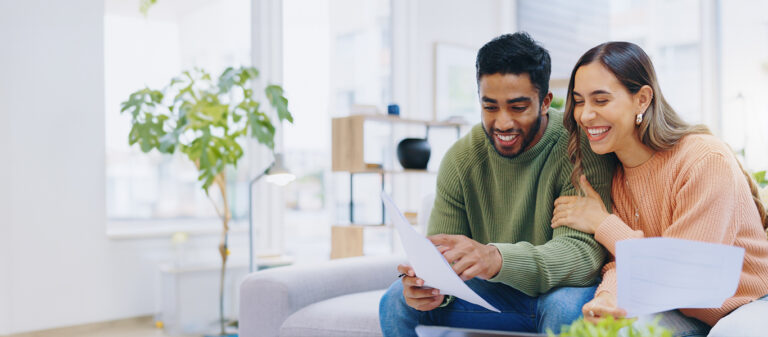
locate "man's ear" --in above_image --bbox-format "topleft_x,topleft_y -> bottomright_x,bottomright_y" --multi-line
636,85 -> 653,112
540,91 -> 553,114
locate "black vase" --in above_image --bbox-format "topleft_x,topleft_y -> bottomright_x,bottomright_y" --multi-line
397,138 -> 431,169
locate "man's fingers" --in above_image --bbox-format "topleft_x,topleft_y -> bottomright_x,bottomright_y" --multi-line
408,295 -> 444,311
427,234 -> 453,245
405,285 -> 440,299
459,264 -> 482,280
397,264 -> 414,276
402,275 -> 424,287
442,248 -> 464,264
451,257 -> 472,277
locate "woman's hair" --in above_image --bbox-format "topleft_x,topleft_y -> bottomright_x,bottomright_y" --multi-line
563,41 -> 767,229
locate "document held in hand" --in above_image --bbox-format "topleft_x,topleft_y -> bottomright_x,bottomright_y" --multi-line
616,237 -> 745,317
381,192 -> 500,312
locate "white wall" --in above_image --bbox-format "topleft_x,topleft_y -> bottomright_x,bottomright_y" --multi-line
0,19 -> 11,329
393,0 -> 514,122
0,0 -> 12,325
392,0 -> 515,207
0,0 -> 168,334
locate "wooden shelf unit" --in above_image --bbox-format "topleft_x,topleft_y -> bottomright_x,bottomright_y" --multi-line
332,114 -> 465,172
330,114 -> 468,259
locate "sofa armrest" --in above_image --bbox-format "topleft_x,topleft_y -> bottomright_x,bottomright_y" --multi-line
239,254 -> 406,337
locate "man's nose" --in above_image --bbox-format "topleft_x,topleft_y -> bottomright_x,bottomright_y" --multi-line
496,111 -> 517,130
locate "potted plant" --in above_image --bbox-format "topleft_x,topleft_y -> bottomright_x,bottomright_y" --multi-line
550,316 -> 672,337
121,66 -> 292,336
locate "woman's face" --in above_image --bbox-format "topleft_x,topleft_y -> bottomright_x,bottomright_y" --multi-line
572,62 -> 644,155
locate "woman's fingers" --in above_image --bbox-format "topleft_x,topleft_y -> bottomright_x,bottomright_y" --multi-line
554,196 -> 579,207
583,299 -> 627,323
580,175 -> 602,200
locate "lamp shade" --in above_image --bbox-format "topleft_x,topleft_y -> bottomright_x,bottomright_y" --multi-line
265,153 -> 295,186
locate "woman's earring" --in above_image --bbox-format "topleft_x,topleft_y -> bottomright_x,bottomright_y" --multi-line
635,113 -> 643,125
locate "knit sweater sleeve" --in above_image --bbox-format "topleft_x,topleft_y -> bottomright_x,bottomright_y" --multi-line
427,146 -> 470,236
595,152 -> 740,297
487,134 -> 613,296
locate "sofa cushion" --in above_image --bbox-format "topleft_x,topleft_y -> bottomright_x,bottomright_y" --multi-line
279,289 -> 386,337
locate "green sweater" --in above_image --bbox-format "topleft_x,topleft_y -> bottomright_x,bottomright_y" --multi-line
428,110 -> 615,297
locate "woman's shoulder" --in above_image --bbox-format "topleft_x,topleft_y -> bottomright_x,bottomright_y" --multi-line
674,133 -> 733,159
669,133 -> 736,170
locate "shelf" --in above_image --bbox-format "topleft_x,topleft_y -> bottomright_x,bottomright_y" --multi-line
345,168 -> 438,174
344,114 -> 469,127
332,114 -> 468,172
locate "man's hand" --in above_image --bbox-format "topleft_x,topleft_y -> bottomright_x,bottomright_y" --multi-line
398,264 -> 444,311
428,234 -> 502,281
582,291 -> 627,324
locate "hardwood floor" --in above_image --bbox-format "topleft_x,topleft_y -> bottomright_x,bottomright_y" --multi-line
6,316 -> 190,337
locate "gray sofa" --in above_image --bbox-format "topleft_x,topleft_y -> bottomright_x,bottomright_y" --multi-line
239,255 -> 406,337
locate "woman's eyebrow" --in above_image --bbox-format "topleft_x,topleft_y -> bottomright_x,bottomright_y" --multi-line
573,89 -> 612,97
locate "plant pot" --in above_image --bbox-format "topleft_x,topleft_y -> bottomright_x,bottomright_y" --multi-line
397,138 -> 431,169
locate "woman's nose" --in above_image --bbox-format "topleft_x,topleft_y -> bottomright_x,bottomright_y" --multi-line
579,105 -> 596,124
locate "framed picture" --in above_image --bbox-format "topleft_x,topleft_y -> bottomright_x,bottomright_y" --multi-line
433,43 -> 479,124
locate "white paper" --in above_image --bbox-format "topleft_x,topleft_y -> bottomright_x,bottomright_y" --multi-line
381,192 -> 500,312
616,237 -> 744,317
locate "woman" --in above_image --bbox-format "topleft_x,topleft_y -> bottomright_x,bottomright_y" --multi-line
551,41 -> 768,337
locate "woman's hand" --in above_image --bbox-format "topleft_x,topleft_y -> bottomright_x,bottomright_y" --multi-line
552,175 -> 610,234
582,291 -> 627,324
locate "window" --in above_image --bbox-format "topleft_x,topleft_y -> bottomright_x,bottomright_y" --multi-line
104,0 -> 252,232
719,0 -> 768,170
519,0 -> 768,171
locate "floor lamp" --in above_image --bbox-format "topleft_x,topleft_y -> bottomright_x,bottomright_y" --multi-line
248,153 -> 295,273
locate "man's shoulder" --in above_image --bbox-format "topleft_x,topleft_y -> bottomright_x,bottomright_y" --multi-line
443,124 -> 488,163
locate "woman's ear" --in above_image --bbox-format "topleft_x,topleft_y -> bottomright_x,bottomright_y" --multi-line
636,85 -> 653,113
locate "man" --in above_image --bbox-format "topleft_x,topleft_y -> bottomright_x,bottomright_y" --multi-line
379,32 -> 616,336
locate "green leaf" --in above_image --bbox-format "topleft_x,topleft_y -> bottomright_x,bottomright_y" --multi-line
218,67 -> 236,93
139,0 -> 158,16
754,170 -> 766,185
249,113 -> 275,150
265,85 -> 293,123
243,67 -> 259,80
120,65 -> 291,195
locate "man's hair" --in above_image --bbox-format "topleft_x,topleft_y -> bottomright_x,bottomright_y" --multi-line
475,32 -> 551,103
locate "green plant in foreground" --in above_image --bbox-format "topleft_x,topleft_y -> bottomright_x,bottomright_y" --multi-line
548,316 -> 673,337
121,67 -> 292,335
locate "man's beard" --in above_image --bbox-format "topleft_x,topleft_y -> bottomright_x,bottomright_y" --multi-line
483,110 -> 544,159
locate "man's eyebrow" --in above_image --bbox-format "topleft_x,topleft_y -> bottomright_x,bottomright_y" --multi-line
481,96 -> 497,104
506,97 -> 531,104
481,96 -> 532,104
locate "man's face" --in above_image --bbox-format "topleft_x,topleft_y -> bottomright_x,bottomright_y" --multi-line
479,73 -> 551,158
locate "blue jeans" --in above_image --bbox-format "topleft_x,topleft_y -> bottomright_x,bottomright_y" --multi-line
379,278 -> 597,337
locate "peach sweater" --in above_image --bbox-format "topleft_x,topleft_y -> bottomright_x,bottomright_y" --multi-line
594,134 -> 768,326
